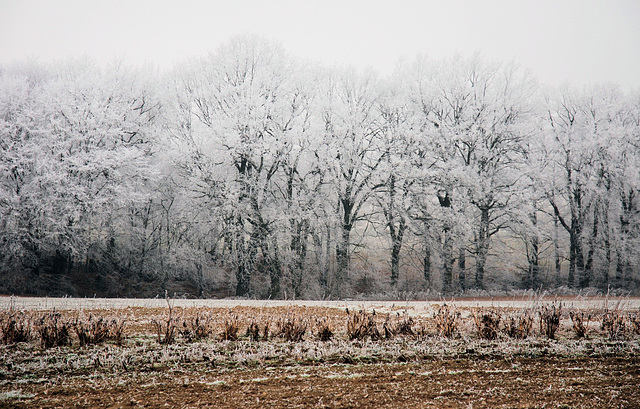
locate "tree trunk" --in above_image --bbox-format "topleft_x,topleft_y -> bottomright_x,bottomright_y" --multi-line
442,225 -> 453,293
583,207 -> 598,288
526,211 -> 540,289
458,247 -> 466,291
475,207 -> 490,290
554,214 -> 561,286
423,242 -> 431,289
389,217 -> 406,288
290,220 -> 308,299
335,222 -> 351,298
438,191 -> 453,293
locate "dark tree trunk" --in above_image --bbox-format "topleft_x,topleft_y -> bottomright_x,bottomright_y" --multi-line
554,214 -> 561,285
583,207 -> 598,288
442,226 -> 453,293
438,191 -> 453,293
475,207 -> 490,290
526,210 -> 540,289
335,221 -> 352,298
423,242 -> 431,289
389,217 -> 406,288
458,247 -> 466,291
290,220 -> 308,299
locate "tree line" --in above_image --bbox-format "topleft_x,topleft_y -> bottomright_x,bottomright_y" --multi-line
1,36 -> 639,298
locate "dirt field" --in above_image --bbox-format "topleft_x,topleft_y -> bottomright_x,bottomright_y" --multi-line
1,298 -> 639,408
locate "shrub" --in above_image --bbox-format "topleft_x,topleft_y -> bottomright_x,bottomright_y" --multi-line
346,309 -> 381,341
472,309 -> 501,340
569,310 -> 591,339
246,321 -> 261,341
276,316 -> 307,342
393,312 -> 415,337
36,312 -> 70,348
315,319 -> 333,342
434,304 -> 460,338
220,315 -> 239,341
602,310 -> 626,340
0,311 -> 31,344
539,302 -> 562,340
504,311 -> 534,339
74,314 -> 126,346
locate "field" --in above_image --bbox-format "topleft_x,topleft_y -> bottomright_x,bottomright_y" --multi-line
1,296 -> 639,408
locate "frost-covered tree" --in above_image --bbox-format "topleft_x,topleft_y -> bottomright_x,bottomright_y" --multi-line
169,36 -> 318,298
0,60 -> 161,294
317,69 -> 386,297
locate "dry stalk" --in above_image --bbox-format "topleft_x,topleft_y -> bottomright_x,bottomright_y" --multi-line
152,295 -> 177,344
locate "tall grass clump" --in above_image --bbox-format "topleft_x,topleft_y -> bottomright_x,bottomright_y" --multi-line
539,302 -> 562,340
504,310 -> 534,339
36,311 -> 71,348
276,315 -> 307,342
0,311 -> 32,344
434,304 -> 460,338
220,314 -> 239,341
472,309 -> 501,340
315,319 -> 333,342
569,310 -> 591,339
346,309 -> 381,341
179,311 -> 212,342
602,310 -> 626,340
74,314 -> 127,346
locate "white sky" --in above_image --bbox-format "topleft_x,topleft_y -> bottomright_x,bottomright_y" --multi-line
1,0 -> 639,89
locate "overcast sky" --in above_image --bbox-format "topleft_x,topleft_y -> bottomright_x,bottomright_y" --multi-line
1,0 -> 639,89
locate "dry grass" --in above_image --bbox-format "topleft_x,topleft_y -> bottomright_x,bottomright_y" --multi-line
569,310 -> 592,339
539,302 -> 562,340
346,309 -> 381,341
0,310 -> 32,344
220,314 -> 239,341
601,310 -> 626,340
73,314 -> 126,346
434,304 -> 460,338
36,311 -> 71,348
472,308 -> 501,340
276,315 -> 307,342
315,319 -> 334,341
503,310 -> 534,339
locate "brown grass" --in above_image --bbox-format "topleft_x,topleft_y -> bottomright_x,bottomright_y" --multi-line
472,308 -> 501,340
434,304 -> 460,338
539,302 -> 562,340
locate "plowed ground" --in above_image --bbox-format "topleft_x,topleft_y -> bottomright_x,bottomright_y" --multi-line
1,304 -> 639,408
